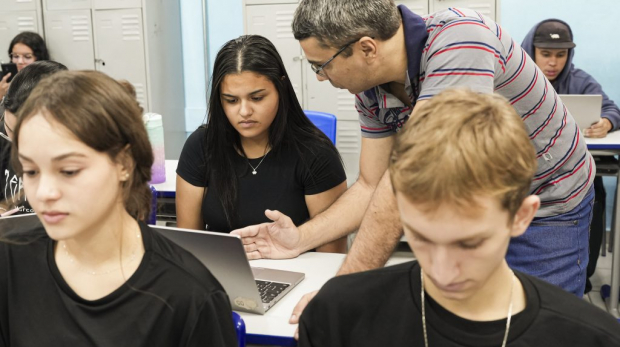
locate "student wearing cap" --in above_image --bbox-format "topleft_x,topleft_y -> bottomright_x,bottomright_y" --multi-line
298,89 -> 620,347
522,19 -> 620,294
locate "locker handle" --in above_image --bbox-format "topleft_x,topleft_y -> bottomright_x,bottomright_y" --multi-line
293,56 -> 305,62
95,58 -> 106,66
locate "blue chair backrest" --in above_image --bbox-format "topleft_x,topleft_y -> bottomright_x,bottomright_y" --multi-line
304,110 -> 337,144
232,312 -> 246,347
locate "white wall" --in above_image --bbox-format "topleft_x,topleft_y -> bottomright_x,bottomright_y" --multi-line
180,0 -> 208,135
205,0 -> 244,72
180,0 -> 244,136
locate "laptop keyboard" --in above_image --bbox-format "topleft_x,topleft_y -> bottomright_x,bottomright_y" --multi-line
256,280 -> 290,304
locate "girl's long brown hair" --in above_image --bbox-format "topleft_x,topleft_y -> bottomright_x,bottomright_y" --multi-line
11,70 -> 154,220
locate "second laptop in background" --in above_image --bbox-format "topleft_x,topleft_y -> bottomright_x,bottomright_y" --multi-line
560,94 -> 602,131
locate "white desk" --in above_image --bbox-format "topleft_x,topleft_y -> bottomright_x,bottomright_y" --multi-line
151,160 -> 178,198
586,130 -> 620,151
238,252 -> 413,344
586,131 -> 620,318
239,253 -> 344,344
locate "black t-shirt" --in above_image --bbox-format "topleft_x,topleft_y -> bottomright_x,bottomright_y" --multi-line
0,222 -> 238,347
299,261 -> 620,347
0,135 -> 32,214
177,127 -> 346,232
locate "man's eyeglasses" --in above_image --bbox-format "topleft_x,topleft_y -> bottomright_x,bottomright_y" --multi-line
310,37 -> 367,77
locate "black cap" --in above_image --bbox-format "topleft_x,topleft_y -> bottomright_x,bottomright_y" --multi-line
533,21 -> 576,49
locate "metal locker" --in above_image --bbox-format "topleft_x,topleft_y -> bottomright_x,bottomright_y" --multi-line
0,10 -> 39,62
93,8 -> 148,109
0,0 -> 37,12
245,3 -> 303,105
397,0 -> 429,15
93,0 -> 141,10
44,0 -> 91,11
43,10 -> 95,69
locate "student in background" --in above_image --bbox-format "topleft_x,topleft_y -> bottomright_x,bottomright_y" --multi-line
0,71 -> 237,346
0,61 -> 67,216
0,32 -> 49,104
298,89 -> 620,347
176,35 -> 347,253
522,19 -> 620,294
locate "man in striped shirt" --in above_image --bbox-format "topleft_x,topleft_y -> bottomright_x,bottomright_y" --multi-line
233,0 -> 593,301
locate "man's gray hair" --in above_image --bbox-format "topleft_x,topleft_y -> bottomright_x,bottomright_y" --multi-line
292,0 -> 401,53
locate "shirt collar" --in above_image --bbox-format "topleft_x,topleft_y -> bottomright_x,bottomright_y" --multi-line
399,4 -> 428,83
361,6 -> 428,109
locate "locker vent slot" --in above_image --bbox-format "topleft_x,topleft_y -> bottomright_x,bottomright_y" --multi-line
275,10 -> 294,39
72,16 -> 90,42
121,15 -> 141,41
17,16 -> 35,32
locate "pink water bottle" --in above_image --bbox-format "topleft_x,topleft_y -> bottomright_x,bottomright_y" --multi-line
143,113 -> 166,184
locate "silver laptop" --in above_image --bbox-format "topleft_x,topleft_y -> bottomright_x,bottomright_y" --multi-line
559,94 -> 602,131
152,225 -> 305,315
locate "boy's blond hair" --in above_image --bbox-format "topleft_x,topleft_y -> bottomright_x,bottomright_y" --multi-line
390,88 -> 537,218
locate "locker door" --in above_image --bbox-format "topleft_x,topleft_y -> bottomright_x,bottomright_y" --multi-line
305,64 -> 361,184
336,120 -> 362,186
0,11 -> 39,62
305,65 -> 358,121
93,8 -> 148,109
396,0 -> 429,16
0,0 -> 37,12
93,0 -> 141,10
44,0 -> 91,11
245,4 -> 303,105
430,0 -> 496,20
43,10 -> 95,70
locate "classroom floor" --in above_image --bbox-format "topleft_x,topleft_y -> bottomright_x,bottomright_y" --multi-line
584,241 -> 613,311
587,176 -> 617,311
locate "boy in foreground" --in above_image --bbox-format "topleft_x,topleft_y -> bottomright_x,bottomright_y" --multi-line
298,89 -> 620,346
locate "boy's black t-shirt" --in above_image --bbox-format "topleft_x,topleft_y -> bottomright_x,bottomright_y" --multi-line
0,222 -> 238,347
299,261 -> 620,347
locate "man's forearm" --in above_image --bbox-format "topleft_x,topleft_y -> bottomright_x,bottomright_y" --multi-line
338,171 -> 403,275
298,179 -> 375,253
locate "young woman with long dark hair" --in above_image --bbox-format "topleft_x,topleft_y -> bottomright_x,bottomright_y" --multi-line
176,35 -> 347,252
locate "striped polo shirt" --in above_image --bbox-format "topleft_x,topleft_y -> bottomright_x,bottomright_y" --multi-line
356,6 -> 594,217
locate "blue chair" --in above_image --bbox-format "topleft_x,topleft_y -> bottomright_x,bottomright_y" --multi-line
232,312 -> 246,347
305,110 -> 337,144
